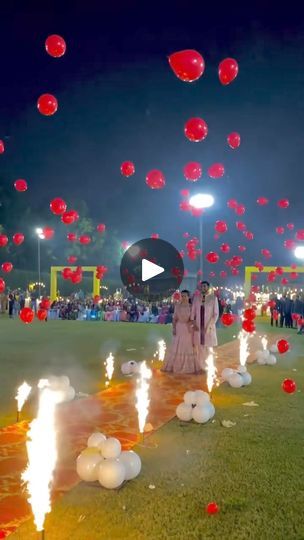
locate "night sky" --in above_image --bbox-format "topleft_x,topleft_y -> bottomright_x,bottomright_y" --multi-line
1,1 -> 304,275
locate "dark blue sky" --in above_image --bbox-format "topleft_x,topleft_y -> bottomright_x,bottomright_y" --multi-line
1,1 -> 304,271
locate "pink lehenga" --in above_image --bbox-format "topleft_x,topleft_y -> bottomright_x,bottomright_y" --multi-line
162,303 -> 202,374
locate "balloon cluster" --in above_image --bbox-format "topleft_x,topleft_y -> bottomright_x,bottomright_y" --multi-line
176,390 -> 215,424
77,432 -> 141,489
61,266 -> 83,284
255,348 -> 277,366
242,307 -> 256,333
221,366 -> 252,388
96,265 -> 108,280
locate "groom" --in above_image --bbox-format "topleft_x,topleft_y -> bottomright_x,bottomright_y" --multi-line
190,281 -> 219,370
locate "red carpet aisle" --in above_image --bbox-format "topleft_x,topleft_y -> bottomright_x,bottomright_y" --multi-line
0,334 -> 284,537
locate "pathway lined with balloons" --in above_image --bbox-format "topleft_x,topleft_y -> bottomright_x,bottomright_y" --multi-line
0,333 -> 286,537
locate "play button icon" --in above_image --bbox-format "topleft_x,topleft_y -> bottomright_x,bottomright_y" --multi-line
120,238 -> 184,302
142,259 -> 164,281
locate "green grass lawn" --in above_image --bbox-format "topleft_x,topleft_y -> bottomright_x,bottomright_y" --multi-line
4,318 -> 304,539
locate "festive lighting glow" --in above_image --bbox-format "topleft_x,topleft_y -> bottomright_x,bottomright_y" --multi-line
206,347 -> 217,393
15,382 -> 32,412
135,361 -> 152,434
104,352 -> 115,386
154,339 -> 166,361
189,193 -> 214,209
22,387 -> 59,532
239,330 -> 250,367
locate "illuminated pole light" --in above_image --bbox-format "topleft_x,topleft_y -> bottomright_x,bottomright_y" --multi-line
294,246 -> 304,259
189,193 -> 215,274
135,361 -> 152,438
238,330 -> 250,368
15,382 -> 32,422
104,352 -> 115,387
206,347 -> 217,394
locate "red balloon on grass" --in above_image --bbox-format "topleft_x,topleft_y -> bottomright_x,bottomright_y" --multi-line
97,223 -> 106,233
282,378 -> 296,394
0,278 -> 5,293
168,49 -> 205,82
43,227 -> 54,240
120,161 -> 135,177
146,170 -> 165,189
1,262 -> 12,273
37,309 -> 47,321
50,197 -> 67,215
242,319 -> 256,333
61,211 -> 76,225
45,34 -> 66,57
257,197 -> 269,205
37,94 -> 58,116
184,117 -> 208,142
206,501 -> 219,514
206,251 -> 219,264
227,132 -> 240,149
13,233 -> 24,245
218,58 -> 239,85
67,232 -> 77,242
0,235 -> 8,247
0,140 -> 4,154
277,339 -> 289,354
14,179 -> 27,192
79,235 -> 91,245
221,313 -> 235,326
19,307 -> 34,324
277,198 -> 289,208
208,163 -> 225,179
183,162 -> 202,181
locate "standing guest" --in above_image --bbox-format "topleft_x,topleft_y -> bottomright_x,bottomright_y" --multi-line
283,294 -> 293,328
8,293 -> 14,319
162,290 -> 202,374
292,294 -> 303,329
270,294 -> 279,327
279,296 -> 285,328
190,281 -> 219,371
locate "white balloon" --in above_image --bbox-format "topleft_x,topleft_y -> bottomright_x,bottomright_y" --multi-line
100,437 -> 121,459
206,401 -> 215,418
266,354 -> 277,365
194,390 -> 210,406
119,451 -> 141,480
64,386 -> 76,402
192,404 -> 211,424
183,391 -> 196,405
98,458 -> 126,489
257,350 -> 268,365
88,432 -> 107,448
270,344 -> 278,353
176,402 -> 192,421
221,368 -> 234,381
48,376 -> 62,391
228,373 -> 243,388
241,372 -> 252,386
121,361 -> 138,375
237,365 -> 247,374
59,375 -> 70,388
76,448 -> 103,482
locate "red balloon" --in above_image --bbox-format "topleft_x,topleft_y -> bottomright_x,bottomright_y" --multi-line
277,339 -> 290,354
168,49 -> 205,82
14,179 -> 28,192
183,162 -> 202,181
0,140 -> 4,154
290,272 -> 298,280
62,267 -> 72,279
1,262 -> 12,273
0,235 -> 8,247
180,189 -> 190,198
67,232 -> 77,242
79,235 -> 91,245
284,239 -> 296,250
220,270 -> 227,278
244,231 -> 254,240
231,255 -> 243,267
37,309 -> 47,321
218,58 -> 239,85
238,245 -> 246,252
50,197 -> 67,215
227,198 -> 238,209
287,223 -> 294,230
206,501 -> 219,514
0,278 -> 5,293
235,204 -> 246,215
208,163 -> 225,179
206,251 -> 219,264
276,226 -> 285,235
69,210 -> 79,222
215,221 -> 228,234
227,132 -> 240,149
243,307 -> 256,320
97,223 -> 106,233
191,207 -> 203,217
281,277 -> 289,285
71,272 -> 82,284
275,267 -> 284,275
214,234 -> 219,240
37,94 -> 58,116
277,198 -> 289,209
184,117 -> 208,142
12,232 -> 24,245
45,34 -> 66,57
43,227 -> 54,240
257,197 -> 269,206
180,201 -> 191,212
19,307 -> 34,324
282,378 -> 296,394
146,170 -> 166,189
40,297 -> 51,310
296,229 -> 304,240
291,263 -> 297,269
209,271 -> 216,278
242,319 -> 255,333
261,248 -> 272,259
221,313 -> 235,326
61,211 -> 76,225
268,271 -> 276,283
151,233 -> 159,239
268,300 -> 276,309
220,243 -> 230,253
120,161 -> 135,177
236,221 -> 246,231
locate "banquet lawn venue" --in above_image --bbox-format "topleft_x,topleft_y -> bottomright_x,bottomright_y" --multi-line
0,316 -> 303,540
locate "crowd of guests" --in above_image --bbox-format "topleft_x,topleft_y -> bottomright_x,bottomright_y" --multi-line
269,293 -> 304,333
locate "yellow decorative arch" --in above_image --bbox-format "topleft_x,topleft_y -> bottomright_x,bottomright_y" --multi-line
50,266 -> 100,301
244,265 -> 304,298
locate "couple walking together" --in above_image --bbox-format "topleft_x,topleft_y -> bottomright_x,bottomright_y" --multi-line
163,281 -> 219,374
